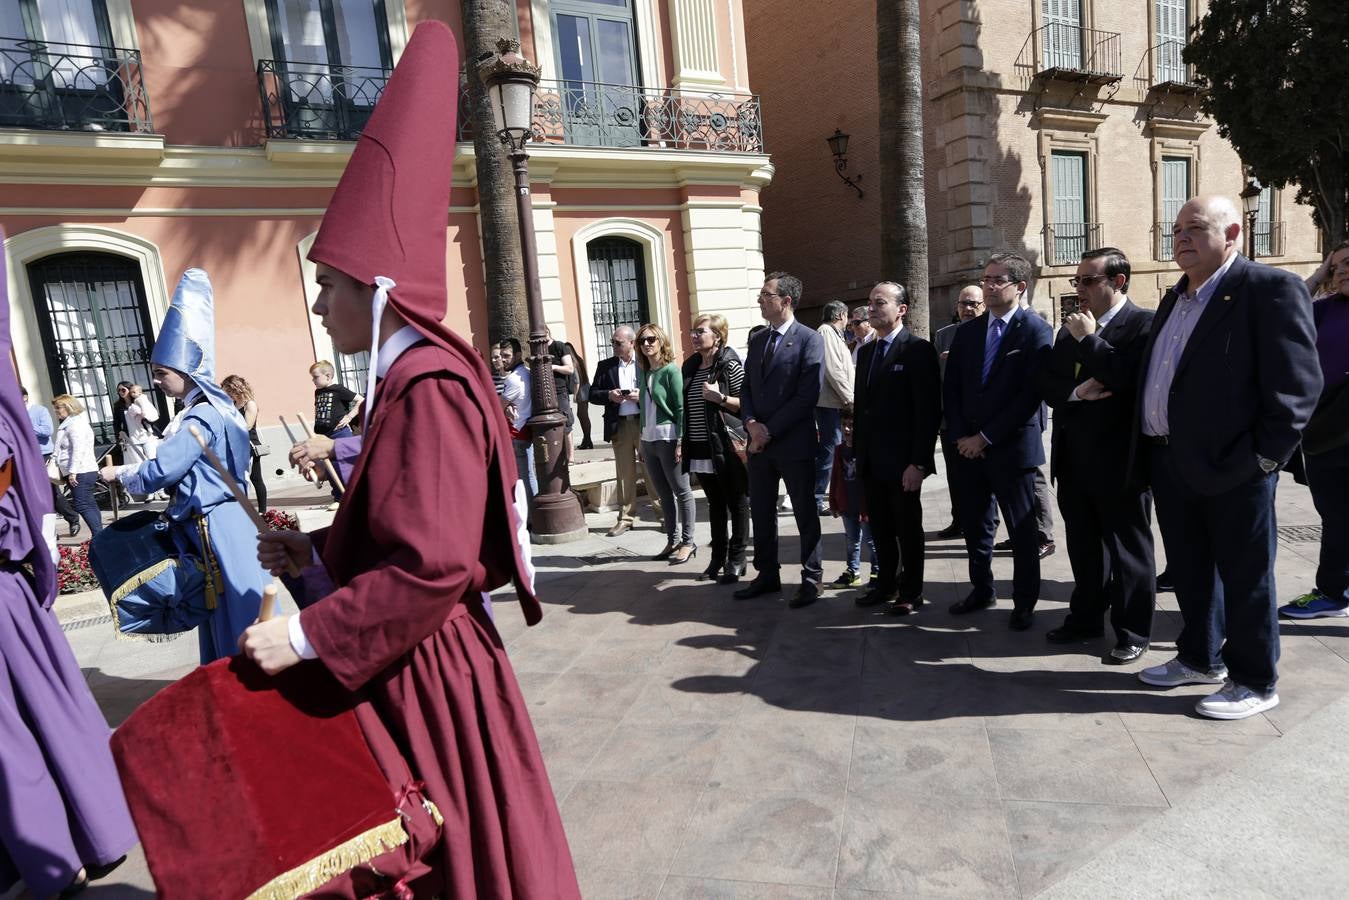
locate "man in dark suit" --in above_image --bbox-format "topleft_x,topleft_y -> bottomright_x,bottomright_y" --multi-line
853,281 -> 941,614
588,326 -> 643,537
943,251 -> 1053,630
735,271 -> 825,607
1136,195 -> 1321,720
1037,247 -> 1156,663
933,285 -> 985,538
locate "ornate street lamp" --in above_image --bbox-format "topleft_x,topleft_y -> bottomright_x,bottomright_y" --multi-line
1240,176 -> 1261,260
479,39 -> 587,543
826,128 -> 863,199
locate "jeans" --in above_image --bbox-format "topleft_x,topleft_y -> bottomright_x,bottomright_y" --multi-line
841,511 -> 876,574
513,438 -> 537,508
814,406 -> 843,507
642,439 -> 695,544
70,471 -> 103,535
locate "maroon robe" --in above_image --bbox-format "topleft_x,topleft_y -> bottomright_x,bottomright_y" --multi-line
300,341 -> 579,899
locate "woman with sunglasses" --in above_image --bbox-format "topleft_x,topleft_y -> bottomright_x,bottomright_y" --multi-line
636,324 -> 697,563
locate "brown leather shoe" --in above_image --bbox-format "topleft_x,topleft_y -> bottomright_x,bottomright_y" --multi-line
606,521 -> 632,537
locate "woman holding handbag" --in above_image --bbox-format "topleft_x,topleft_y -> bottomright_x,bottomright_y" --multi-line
637,323 -> 697,564
681,313 -> 749,583
222,375 -> 268,513
52,394 -> 103,536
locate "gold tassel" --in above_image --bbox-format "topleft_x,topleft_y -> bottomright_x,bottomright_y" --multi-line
244,817 -> 411,900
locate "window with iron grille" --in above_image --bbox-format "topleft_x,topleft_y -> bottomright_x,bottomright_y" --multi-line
586,237 -> 649,361
1050,150 -> 1089,264
1155,0 -> 1189,84
26,252 -> 166,447
1041,0 -> 1083,71
1159,155 -> 1191,260
336,350 -> 369,397
1254,183 -> 1275,257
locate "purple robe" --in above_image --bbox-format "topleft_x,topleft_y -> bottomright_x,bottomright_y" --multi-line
0,235 -> 137,896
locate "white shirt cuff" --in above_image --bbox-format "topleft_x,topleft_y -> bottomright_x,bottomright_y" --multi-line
1068,385 -> 1083,402
288,613 -> 318,660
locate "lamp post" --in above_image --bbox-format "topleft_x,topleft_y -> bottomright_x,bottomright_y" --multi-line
826,128 -> 863,198
479,39 -> 587,544
1240,177 -> 1261,261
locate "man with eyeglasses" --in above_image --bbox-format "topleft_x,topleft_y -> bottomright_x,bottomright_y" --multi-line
943,251 -> 1053,631
849,305 -> 875,364
932,285 -> 985,538
1133,195 -> 1320,720
814,300 -> 855,515
1036,247 -> 1157,664
588,326 -> 644,537
734,272 -> 826,608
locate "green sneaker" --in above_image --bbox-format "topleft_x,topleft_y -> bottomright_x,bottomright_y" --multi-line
830,570 -> 860,588
1279,591 -> 1349,619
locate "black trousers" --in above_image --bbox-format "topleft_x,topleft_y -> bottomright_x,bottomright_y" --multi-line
249,451 -> 268,513
748,454 -> 822,583
940,432 -> 960,524
696,464 -> 748,567
954,454 -> 1040,609
44,455 -> 76,523
1056,476 -> 1156,641
863,476 -> 925,601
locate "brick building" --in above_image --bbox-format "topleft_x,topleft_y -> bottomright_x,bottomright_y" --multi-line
744,0 -> 1322,325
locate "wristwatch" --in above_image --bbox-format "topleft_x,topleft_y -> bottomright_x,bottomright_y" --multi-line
1257,455 -> 1280,474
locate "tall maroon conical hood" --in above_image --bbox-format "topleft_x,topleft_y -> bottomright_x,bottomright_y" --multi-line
309,20 -> 456,322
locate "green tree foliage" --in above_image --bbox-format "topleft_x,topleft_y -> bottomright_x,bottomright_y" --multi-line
1185,0 -> 1348,244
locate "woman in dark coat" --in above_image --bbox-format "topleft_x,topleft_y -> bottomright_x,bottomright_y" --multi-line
681,312 -> 750,582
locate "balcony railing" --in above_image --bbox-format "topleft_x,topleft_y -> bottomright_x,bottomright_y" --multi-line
1044,222 -> 1101,266
1017,24 -> 1123,84
257,59 -> 387,141
1155,221 -> 1177,261
1252,221 -> 1285,258
0,36 -> 152,132
1152,39 -> 1198,89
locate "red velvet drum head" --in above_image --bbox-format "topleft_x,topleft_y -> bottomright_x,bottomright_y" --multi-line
112,657 -> 418,899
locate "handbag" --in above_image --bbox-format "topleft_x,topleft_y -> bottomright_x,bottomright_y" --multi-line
713,356 -> 748,464
1303,379 -> 1349,456
250,437 -> 271,457
46,455 -> 61,483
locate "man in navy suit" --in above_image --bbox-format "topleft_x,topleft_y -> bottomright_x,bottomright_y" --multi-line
943,251 -> 1053,630
1136,195 -> 1321,720
1037,247 -> 1156,663
735,272 -> 826,608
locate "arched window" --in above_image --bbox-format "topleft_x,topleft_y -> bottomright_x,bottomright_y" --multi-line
26,251 -> 165,446
585,237 -> 648,359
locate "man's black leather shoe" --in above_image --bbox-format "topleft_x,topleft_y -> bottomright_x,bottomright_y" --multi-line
789,581 -> 821,609
1008,609 -> 1035,631
733,576 -> 780,599
935,522 -> 962,539
1156,570 -> 1174,592
886,596 -> 924,616
1038,541 -> 1056,559
949,593 -> 995,615
1103,640 -> 1149,665
855,589 -> 893,608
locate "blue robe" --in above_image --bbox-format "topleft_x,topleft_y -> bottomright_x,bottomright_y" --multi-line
121,401 -> 267,663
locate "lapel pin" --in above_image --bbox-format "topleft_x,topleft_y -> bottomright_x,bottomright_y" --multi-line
1223,295 -> 1232,302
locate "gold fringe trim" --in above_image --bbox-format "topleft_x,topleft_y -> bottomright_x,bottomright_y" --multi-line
112,628 -> 188,644
425,799 -> 444,827
245,817 -> 411,900
109,558 -> 181,604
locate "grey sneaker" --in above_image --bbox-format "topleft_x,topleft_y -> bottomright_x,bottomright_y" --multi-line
1195,681 -> 1279,720
1138,657 -> 1228,688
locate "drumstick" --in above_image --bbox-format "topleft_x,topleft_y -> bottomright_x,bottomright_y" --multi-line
278,415 -> 319,490
258,583 -> 278,622
187,425 -> 300,577
294,413 -> 346,496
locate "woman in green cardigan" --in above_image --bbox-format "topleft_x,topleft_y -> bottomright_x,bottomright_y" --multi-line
637,323 -> 697,563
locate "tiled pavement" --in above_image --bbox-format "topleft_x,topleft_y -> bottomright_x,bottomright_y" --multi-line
21,465 -> 1346,898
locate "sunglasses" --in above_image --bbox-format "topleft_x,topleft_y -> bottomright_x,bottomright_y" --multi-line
639,336 -> 659,345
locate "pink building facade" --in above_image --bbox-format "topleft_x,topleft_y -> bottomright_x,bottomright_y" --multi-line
2,0 -> 771,450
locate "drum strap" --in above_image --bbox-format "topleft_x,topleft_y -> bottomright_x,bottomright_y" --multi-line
193,513 -> 224,610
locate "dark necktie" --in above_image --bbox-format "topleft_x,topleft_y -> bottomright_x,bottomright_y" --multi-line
761,330 -> 781,374
868,338 -> 888,386
981,317 -> 1006,384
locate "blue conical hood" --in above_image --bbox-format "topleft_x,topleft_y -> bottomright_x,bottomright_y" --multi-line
152,269 -> 243,429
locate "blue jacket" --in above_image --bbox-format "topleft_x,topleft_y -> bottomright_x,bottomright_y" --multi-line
27,403 -> 54,455
740,319 -> 824,461
943,306 -> 1053,470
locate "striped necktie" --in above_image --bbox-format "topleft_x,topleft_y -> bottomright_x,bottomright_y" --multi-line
981,317 -> 1006,384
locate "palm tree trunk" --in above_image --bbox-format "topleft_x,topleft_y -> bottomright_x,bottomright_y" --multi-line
877,0 -> 930,338
461,0 -> 528,344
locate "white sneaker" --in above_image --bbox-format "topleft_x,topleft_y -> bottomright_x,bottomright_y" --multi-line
1138,656 -> 1228,688
1195,681 -> 1279,720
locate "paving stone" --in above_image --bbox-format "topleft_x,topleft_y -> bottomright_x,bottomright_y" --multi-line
849,721 -> 999,800
1003,800 -> 1158,896
586,719 -> 728,784
560,779 -> 703,874
987,729 -> 1169,807
709,712 -> 855,793
670,787 -> 844,887
658,875 -> 830,898
1128,730 -> 1278,805
836,794 -> 1018,897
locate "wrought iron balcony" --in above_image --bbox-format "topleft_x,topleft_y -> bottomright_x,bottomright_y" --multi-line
257,59 -> 388,141
1151,39 -> 1200,90
1043,222 -> 1101,266
1017,24 -> 1123,84
1155,221 -> 1177,262
0,36 -> 152,132
1252,221 -> 1284,258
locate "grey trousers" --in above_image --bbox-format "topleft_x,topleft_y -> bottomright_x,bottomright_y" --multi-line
641,438 -> 696,544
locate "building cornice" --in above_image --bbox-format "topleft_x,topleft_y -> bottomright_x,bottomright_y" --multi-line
0,140 -> 773,191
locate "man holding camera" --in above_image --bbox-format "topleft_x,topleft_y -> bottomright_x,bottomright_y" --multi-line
590,325 -> 644,537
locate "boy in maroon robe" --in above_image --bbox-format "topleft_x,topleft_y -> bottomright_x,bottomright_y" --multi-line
239,21 -> 579,899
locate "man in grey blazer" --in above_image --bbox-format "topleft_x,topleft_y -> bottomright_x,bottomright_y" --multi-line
736,272 -> 826,607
